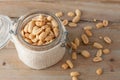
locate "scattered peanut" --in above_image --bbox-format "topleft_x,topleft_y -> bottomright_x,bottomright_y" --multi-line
75,9 -> 81,16
103,49 -> 110,54
104,36 -> 112,44
61,63 -> 69,70
68,22 -> 77,27
74,38 -> 80,47
103,20 -> 108,27
67,12 -> 75,17
85,30 -> 92,37
55,12 -> 63,17
93,42 -> 103,49
66,60 -> 74,69
96,22 -> 104,29
96,49 -> 102,57
96,68 -> 103,75
72,52 -> 77,60
62,19 -> 68,26
93,57 -> 103,62
81,50 -> 90,58
83,26 -> 92,30
70,71 -> 80,77
71,42 -> 77,50
81,34 -> 89,44
72,16 -> 80,23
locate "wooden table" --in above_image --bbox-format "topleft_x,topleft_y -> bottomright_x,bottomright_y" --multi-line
0,1 -> 120,80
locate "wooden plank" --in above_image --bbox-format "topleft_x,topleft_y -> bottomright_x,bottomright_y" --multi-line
0,1 -> 119,22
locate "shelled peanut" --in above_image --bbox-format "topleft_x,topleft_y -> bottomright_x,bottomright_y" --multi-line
21,14 -> 59,46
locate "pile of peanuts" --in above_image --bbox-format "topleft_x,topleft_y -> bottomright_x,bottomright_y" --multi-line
21,14 -> 59,46
55,9 -> 112,79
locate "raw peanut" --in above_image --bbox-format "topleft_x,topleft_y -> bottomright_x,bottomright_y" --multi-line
68,22 -> 77,27
47,16 -> 53,21
74,38 -> 80,47
32,26 -> 39,35
51,20 -> 58,27
81,34 -> 89,44
37,40 -> 43,45
38,14 -> 44,20
45,27 -> 51,34
66,60 -> 74,69
31,38 -> 38,43
71,42 -> 77,50
24,24 -> 29,32
85,30 -> 92,37
29,34 -> 35,40
93,42 -> 103,49
45,35 -> 54,42
39,32 -> 47,41
93,57 -> 103,62
28,21 -> 35,33
96,49 -> 102,57
70,71 -> 80,77
72,52 -> 77,60
61,63 -> 69,70
72,77 -> 78,80
93,18 -> 97,22
75,9 -> 81,16
103,49 -> 110,54
32,27 -> 43,35
104,36 -> 112,44
24,33 -> 30,38
21,30 -> 25,37
96,68 -> 103,75
55,12 -> 63,17
72,16 -> 80,23
62,19 -> 68,26
32,42 -> 37,46
83,26 -> 92,30
35,21 -> 45,27
53,27 -> 59,37
103,20 -> 108,27
96,22 -> 104,29
67,12 -> 75,17
24,38 -> 32,44
81,50 -> 90,58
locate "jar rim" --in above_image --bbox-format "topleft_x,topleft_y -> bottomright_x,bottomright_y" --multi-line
15,10 -> 66,51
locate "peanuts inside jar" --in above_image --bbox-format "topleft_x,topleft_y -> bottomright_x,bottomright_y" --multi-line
21,14 -> 59,46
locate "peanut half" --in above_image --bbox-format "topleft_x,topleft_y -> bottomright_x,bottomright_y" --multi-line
93,42 -> 103,49
104,36 -> 112,44
81,50 -> 90,58
81,34 -> 89,44
66,60 -> 74,69
96,68 -> 103,75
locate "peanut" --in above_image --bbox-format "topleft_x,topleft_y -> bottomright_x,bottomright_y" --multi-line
47,16 -> 53,21
55,12 -> 63,17
96,49 -> 102,57
39,32 -> 47,41
28,21 -> 35,33
21,30 -> 25,37
103,20 -> 108,27
72,16 -> 80,23
62,19 -> 68,26
75,9 -> 81,16
72,52 -> 77,60
96,68 -> 103,75
104,36 -> 112,44
96,22 -> 104,29
93,57 -> 103,62
71,42 -> 77,50
24,38 -> 32,44
74,38 -> 80,47
72,77 -> 78,80
85,30 -> 92,37
67,12 -> 75,17
51,20 -> 58,27
81,34 -> 89,44
81,50 -> 90,58
61,63 -> 69,70
83,26 -> 92,30
70,71 -> 80,77
37,40 -> 43,46
29,34 -> 35,40
66,60 -> 74,69
35,21 -> 45,27
93,42 -> 103,49
23,24 -> 29,32
103,49 -> 110,54
68,22 -> 77,27
53,27 -> 59,37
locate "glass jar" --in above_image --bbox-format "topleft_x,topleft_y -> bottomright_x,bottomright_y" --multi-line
0,11 -> 67,69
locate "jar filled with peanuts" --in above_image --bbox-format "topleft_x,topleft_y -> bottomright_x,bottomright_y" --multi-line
0,11 -> 67,69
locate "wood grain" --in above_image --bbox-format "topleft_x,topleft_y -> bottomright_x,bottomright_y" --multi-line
0,1 -> 120,80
